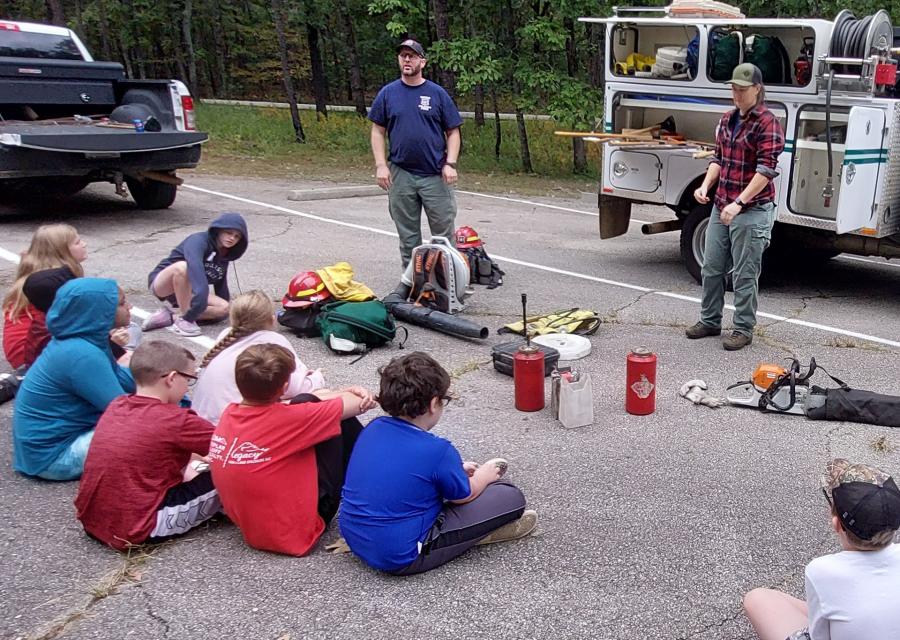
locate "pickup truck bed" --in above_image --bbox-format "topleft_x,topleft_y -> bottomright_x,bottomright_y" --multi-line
0,122 -> 206,152
1,122 -> 204,178
0,22 -> 207,209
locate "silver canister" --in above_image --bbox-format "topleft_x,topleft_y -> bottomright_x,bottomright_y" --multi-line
550,369 -> 562,419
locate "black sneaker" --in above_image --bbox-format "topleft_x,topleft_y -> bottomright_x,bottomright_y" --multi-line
723,331 -> 752,351
685,322 -> 721,339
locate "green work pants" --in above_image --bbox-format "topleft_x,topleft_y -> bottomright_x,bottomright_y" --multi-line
389,165 -> 457,268
699,202 -> 775,336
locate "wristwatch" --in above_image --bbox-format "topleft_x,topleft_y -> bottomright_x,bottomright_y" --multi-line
734,197 -> 746,211
445,162 -> 458,169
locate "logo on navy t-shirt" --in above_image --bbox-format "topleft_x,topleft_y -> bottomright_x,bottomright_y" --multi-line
418,96 -> 432,111
204,259 -> 225,283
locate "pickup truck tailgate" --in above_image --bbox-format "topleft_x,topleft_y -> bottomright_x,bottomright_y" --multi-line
0,123 -> 207,152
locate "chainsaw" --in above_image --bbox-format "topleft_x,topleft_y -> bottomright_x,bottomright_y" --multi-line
726,359 -> 819,415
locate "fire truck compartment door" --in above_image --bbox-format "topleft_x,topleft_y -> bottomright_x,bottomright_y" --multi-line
609,150 -> 661,193
836,106 -> 886,234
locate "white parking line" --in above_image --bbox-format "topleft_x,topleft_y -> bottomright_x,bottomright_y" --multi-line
457,190 -> 652,225
0,248 -> 215,350
183,184 -> 900,349
837,254 -> 900,270
457,192 -> 900,273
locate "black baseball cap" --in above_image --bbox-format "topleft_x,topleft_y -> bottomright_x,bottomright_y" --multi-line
396,39 -> 426,58
823,459 -> 900,540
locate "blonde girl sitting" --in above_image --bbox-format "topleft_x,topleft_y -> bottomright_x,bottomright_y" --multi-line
2,224 -> 88,369
191,290 -> 325,424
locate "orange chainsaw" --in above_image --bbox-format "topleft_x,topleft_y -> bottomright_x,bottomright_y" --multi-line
726,359 -> 816,415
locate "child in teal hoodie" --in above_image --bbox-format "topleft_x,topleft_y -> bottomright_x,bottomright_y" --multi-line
13,278 -> 135,481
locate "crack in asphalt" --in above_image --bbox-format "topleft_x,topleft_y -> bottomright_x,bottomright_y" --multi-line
140,587 -> 171,636
676,605 -> 745,640
824,424 -> 843,461
89,222 -> 195,255
601,290 -> 659,324
250,215 -> 297,242
23,547 -> 158,640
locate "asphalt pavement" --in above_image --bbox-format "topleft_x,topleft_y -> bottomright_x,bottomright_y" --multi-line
2,173 -> 899,640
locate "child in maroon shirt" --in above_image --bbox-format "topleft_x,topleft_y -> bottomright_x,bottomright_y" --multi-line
76,341 -> 219,550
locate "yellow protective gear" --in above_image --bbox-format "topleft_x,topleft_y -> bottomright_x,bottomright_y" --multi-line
500,308 -> 600,337
315,262 -> 376,302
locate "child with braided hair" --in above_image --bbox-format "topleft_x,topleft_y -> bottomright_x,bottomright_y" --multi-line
191,290 -> 325,425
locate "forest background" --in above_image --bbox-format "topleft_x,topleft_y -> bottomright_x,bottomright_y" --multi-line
2,0 -> 899,185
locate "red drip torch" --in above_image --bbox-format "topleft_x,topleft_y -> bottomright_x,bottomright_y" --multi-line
514,293 -> 545,412
626,346 -> 657,415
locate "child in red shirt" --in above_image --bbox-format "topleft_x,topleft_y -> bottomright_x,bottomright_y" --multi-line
75,341 -> 220,550
210,343 -> 376,556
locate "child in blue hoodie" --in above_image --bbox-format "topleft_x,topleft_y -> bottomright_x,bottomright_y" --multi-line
12,278 -> 135,481
142,213 -> 249,337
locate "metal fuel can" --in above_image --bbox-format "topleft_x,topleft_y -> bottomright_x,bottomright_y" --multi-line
550,369 -> 561,419
626,346 -> 657,415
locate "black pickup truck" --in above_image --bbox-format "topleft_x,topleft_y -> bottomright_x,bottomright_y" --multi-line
0,20 -> 207,209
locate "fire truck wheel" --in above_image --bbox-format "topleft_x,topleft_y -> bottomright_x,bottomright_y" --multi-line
680,203 -> 712,283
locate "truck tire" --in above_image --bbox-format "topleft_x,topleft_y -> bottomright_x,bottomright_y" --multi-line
126,177 -> 177,210
764,225 -> 841,270
680,203 -> 712,283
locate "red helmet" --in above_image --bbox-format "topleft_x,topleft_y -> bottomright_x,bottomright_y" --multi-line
455,225 -> 483,249
282,271 -> 332,308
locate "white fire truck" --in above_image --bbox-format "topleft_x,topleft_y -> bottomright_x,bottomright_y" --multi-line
580,6 -> 900,281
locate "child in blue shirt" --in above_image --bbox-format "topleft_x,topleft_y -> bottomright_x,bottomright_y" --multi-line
340,351 -> 537,575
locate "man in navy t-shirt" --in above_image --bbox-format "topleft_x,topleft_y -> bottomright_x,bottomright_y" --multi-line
369,38 -> 464,268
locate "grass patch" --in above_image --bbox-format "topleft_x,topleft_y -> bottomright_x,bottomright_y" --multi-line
871,435 -> 895,454
449,359 -> 491,379
89,545 -> 155,600
823,336 -> 888,352
195,103 -> 601,196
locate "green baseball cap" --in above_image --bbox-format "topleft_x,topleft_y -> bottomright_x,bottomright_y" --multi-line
726,63 -> 763,86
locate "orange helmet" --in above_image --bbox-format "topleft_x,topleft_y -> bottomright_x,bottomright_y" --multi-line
282,271 -> 331,308
455,225 -> 483,249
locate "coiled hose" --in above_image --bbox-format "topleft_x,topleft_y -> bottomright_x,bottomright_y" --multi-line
829,11 -> 873,73
823,11 -> 876,203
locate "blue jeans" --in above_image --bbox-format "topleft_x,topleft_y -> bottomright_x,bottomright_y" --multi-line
37,429 -> 94,481
699,203 -> 775,335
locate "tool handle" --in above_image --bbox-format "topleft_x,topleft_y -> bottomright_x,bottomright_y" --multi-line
521,293 -> 529,346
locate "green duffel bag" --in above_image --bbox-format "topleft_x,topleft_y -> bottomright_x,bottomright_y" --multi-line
745,34 -> 791,85
315,300 -> 398,354
710,31 -> 742,81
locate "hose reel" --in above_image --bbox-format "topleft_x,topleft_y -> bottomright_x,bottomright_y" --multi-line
820,10 -> 895,205
829,10 -> 893,65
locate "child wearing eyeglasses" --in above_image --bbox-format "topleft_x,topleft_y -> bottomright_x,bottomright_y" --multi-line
743,459 -> 900,640
75,340 -> 220,551
339,351 -> 537,575
209,343 -> 377,556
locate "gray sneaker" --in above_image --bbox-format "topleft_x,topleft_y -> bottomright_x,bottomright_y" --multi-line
170,316 -> 201,337
685,322 -> 721,339
141,306 -> 174,331
477,509 -> 538,546
723,331 -> 752,351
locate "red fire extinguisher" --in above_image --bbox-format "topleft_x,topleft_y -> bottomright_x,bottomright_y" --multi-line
514,293 -> 545,412
626,346 -> 657,415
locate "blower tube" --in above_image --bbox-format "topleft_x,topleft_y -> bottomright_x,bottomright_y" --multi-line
385,298 -> 489,340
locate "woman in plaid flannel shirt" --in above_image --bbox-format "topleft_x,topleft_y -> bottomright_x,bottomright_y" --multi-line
686,63 -> 785,351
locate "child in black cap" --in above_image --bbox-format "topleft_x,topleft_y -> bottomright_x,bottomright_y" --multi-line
743,458 -> 900,640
